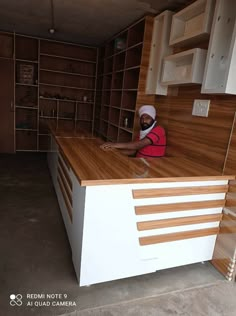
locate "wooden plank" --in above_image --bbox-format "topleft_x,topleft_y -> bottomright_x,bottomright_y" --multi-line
139,227 -> 219,246
133,185 -> 228,199
137,213 -> 222,231
135,199 -> 225,215
58,156 -> 73,190
58,165 -> 72,206
57,175 -> 72,222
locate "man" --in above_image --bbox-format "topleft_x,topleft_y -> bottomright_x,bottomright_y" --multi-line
100,105 -> 166,157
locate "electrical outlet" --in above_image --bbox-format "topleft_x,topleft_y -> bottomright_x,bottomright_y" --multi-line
192,99 -> 210,117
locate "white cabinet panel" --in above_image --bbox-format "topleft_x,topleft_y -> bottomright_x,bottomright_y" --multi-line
201,0 -> 236,94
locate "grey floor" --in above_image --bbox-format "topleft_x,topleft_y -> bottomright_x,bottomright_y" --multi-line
0,153 -> 235,316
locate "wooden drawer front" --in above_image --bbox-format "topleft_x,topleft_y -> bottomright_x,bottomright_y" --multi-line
58,155 -> 72,190
132,185 -> 228,199
133,183 -> 226,247
57,157 -> 73,222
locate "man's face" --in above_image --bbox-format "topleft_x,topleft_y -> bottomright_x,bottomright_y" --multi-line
140,113 -> 154,131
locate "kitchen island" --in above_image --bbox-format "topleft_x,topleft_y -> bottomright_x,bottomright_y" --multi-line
47,127 -> 235,286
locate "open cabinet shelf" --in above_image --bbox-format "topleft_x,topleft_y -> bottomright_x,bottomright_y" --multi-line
161,48 -> 207,85
169,0 -> 216,46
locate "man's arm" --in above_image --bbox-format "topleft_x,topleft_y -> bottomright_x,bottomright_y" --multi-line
100,137 -> 152,152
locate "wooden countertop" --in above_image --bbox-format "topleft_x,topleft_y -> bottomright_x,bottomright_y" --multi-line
54,136 -> 235,186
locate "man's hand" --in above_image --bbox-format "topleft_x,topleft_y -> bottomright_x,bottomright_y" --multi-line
100,142 -> 116,151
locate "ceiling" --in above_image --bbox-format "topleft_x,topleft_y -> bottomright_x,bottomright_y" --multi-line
0,0 -> 191,46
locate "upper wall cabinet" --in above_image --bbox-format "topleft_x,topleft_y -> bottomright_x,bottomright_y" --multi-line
145,11 -> 174,95
169,0 -> 216,46
201,0 -> 236,94
161,48 -> 207,85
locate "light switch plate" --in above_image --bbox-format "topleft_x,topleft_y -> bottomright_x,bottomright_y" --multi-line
192,99 -> 210,117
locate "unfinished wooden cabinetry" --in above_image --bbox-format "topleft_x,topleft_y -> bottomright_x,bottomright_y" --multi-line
169,0 -> 215,46
95,16 -> 153,142
146,11 -> 174,95
201,0 -> 236,94
161,48 -> 207,85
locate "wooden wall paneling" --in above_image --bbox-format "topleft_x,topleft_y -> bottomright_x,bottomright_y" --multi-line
223,112 -> 236,176
156,86 -> 236,170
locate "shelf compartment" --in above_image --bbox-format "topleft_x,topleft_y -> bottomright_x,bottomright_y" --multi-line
102,91 -> 111,106
57,119 -> 75,131
169,0 -> 215,46
40,40 -> 97,62
77,102 -> 93,121
0,33 -> 14,58
38,134 -> 51,151
112,71 -> 124,89
120,110 -> 134,130
118,129 -> 133,142
103,74 -> 112,90
146,10 -> 174,95
161,48 -> 207,85
105,40 -> 115,58
76,120 -> 92,133
123,68 -> 140,89
40,70 -> 95,89
59,101 -> 75,120
100,120 -> 108,137
201,0 -> 236,94
127,19 -> 145,47
104,57 -> 113,73
16,130 -> 37,151
125,43 -> 143,68
39,85 -> 94,103
15,36 -> 38,61
15,85 -> 38,108
107,124 -> 118,142
40,55 -> 96,76
15,108 -> 37,130
16,61 -> 38,85
114,31 -> 128,53
100,105 -> 109,121
114,52 -> 126,71
110,91 -> 122,108
39,98 -> 58,118
109,107 -> 120,125
39,118 -> 56,134
121,90 -> 137,110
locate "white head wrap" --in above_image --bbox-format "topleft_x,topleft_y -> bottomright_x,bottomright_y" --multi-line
139,105 -> 156,120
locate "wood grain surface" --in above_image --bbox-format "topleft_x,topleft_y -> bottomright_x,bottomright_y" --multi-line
139,227 -> 219,246
137,213 -> 222,231
135,200 -> 225,215
53,135 -> 234,186
132,185 -> 229,199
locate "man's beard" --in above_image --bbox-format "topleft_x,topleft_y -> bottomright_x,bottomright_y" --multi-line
141,120 -> 154,131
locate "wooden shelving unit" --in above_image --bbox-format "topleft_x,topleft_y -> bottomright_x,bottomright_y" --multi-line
3,33 -> 98,152
15,35 -> 39,151
95,16 -> 153,142
39,39 -> 97,149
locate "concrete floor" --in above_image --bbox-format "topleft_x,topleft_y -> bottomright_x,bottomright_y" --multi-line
0,153 -> 235,316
